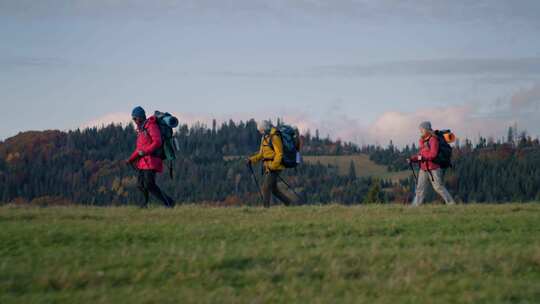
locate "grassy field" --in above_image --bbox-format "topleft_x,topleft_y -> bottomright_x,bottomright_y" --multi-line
1,204 -> 540,303
303,154 -> 409,181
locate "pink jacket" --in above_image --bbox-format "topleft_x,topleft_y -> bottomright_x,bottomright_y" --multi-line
411,135 -> 440,171
129,116 -> 163,172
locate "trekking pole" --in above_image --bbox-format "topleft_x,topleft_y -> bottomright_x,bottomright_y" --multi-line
409,162 -> 418,184
247,162 -> 264,202
427,169 -> 435,182
277,175 -> 304,204
419,159 -> 435,182
423,160 -> 435,182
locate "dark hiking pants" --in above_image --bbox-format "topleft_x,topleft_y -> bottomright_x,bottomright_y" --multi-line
262,171 -> 294,208
137,170 -> 175,208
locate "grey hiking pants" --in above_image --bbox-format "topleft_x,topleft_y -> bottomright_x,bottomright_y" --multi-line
262,171 -> 294,208
413,169 -> 456,206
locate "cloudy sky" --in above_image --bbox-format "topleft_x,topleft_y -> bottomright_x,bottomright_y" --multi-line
1,0 -> 540,145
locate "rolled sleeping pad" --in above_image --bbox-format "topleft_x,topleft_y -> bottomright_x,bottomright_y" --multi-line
163,115 -> 179,128
443,132 -> 456,143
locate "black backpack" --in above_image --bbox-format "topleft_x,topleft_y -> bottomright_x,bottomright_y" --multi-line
269,125 -> 301,168
428,130 -> 454,169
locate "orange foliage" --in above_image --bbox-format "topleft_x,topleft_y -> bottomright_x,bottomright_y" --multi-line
223,195 -> 243,206
29,196 -> 73,206
0,130 -> 66,163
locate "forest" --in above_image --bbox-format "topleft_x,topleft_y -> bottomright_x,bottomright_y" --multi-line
1,121 -> 539,206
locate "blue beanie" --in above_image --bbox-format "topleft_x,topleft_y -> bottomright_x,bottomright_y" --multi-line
131,106 -> 146,119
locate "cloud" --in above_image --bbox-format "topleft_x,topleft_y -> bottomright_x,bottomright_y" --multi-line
82,110 -> 322,135
281,104 -> 511,147
81,107 -> 349,141
3,0 -> 539,29
83,83 -> 540,148
267,109 -> 367,144
213,57 -> 540,80
80,111 -> 218,129
310,57 -> 540,78
510,83 -> 540,111
367,106 -> 506,146
80,112 -> 132,129
0,56 -> 70,68
367,85 -> 540,145
80,106 -> 524,148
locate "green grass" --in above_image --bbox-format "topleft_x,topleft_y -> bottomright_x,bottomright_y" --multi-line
303,154 -> 410,181
1,204 -> 540,303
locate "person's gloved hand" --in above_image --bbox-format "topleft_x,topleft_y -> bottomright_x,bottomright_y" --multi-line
138,150 -> 145,157
406,158 -> 411,164
417,155 -> 423,161
127,153 -> 140,165
126,158 -> 137,168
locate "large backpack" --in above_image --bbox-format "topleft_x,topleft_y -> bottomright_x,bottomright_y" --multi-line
429,129 -> 455,169
151,111 -> 180,177
270,125 -> 301,168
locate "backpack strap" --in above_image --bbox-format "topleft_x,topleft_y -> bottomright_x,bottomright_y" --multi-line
423,135 -> 431,149
266,130 -> 280,151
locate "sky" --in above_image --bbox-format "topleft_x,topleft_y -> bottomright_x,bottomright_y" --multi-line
1,0 -> 540,146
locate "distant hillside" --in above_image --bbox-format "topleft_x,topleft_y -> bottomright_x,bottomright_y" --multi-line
2,122 -> 540,205
303,154 -> 409,182
0,122 -> 373,205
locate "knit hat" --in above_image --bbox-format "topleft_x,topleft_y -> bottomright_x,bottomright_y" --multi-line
131,106 -> 146,119
419,121 -> 432,131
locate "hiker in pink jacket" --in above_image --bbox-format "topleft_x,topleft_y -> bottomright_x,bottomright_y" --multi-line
408,121 -> 455,206
415,132 -> 441,172
128,116 -> 163,172
127,106 -> 174,208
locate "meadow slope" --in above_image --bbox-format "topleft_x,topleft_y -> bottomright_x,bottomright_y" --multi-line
302,154 -> 409,181
1,204 -> 540,303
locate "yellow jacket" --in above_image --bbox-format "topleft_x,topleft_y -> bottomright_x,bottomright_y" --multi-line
249,128 -> 285,172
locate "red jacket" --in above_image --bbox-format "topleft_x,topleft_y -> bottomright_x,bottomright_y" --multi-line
411,134 -> 440,171
129,116 -> 163,172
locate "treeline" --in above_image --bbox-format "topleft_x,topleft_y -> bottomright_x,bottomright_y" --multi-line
365,140 -> 417,172
0,120 -> 369,206
1,122 -> 539,205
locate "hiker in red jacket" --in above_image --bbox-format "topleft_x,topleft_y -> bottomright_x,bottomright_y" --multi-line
126,106 -> 174,208
408,121 -> 455,206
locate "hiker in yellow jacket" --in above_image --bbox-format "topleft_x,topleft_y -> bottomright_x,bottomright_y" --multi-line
247,120 -> 293,208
